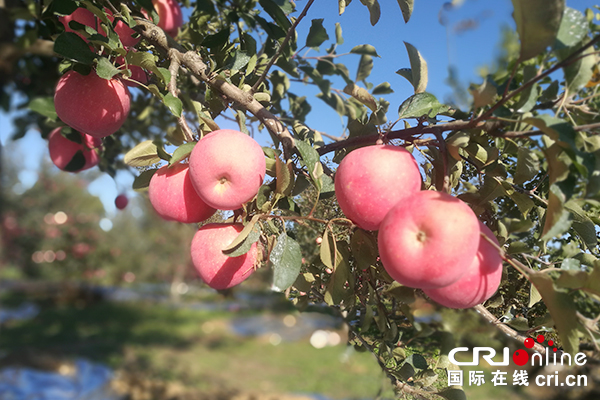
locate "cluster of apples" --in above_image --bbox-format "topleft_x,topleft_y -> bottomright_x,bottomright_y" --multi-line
148,129 -> 266,290
334,144 -> 502,309
48,0 -> 184,173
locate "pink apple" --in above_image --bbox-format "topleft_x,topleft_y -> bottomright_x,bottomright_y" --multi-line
378,190 -> 480,289
334,145 -> 422,231
423,222 -> 503,309
152,0 -> 183,37
148,163 -> 216,223
48,127 -> 101,172
59,7 -> 105,40
106,9 -> 140,47
188,129 -> 266,210
190,223 -> 257,290
115,194 -> 129,210
54,69 -> 131,138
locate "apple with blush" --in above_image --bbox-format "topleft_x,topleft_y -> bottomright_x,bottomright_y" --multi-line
334,144 -> 422,231
378,190 -> 480,289
423,222 -> 503,309
151,0 -> 183,37
59,7 -> 105,40
54,69 -> 131,138
188,129 -> 266,210
190,223 -> 257,290
48,127 -> 101,172
148,162 -> 216,223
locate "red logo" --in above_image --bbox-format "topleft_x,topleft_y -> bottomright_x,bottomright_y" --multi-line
512,334 -> 557,366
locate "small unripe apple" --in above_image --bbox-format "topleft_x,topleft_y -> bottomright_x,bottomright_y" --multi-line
190,223 -> 257,290
378,190 -> 480,289
148,163 -> 216,223
115,194 -> 129,210
54,69 -> 131,138
48,127 -> 101,172
334,145 -> 422,231
423,222 -> 503,309
189,129 -> 266,210
152,0 -> 183,37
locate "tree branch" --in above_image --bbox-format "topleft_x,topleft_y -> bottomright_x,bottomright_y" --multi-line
251,0 -> 316,92
133,17 -> 296,158
166,48 -> 195,142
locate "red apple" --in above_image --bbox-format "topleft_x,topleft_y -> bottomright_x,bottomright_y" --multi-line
188,129 -> 266,210
48,127 -> 101,172
378,190 -> 480,289
423,222 -> 503,309
190,223 -> 257,290
54,69 -> 131,138
59,7 -> 105,40
152,0 -> 183,37
335,144 -> 422,231
148,163 -> 216,223
115,194 -> 129,210
106,10 -> 140,47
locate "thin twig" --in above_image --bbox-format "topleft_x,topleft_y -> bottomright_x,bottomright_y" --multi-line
166,49 -> 195,142
251,0 -> 316,92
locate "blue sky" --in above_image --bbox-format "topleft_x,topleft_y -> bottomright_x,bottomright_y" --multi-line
1,0 -> 597,216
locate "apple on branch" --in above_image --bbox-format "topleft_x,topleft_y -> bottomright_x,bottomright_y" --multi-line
148,162 -> 216,223
152,0 -> 183,37
48,127 -> 101,172
191,223 -> 258,290
334,144 -> 422,231
54,69 -> 131,138
378,190 -> 480,289
189,129 -> 266,211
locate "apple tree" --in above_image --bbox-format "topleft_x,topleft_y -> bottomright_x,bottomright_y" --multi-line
2,0 -> 600,397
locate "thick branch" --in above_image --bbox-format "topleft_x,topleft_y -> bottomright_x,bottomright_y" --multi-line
133,17 -> 295,158
166,48 -> 195,142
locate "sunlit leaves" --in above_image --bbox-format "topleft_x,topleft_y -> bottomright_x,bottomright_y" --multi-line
124,140 -> 161,167
95,57 -> 120,79
555,7 -> 588,49
511,0 -> 565,61
270,232 -> 303,292
28,97 -> 57,121
223,215 -> 262,257
343,83 -> 377,112
397,0 -> 414,23
359,0 -> 381,26
398,92 -> 447,119
349,44 -> 380,57
403,42 -> 428,94
163,93 -> 183,118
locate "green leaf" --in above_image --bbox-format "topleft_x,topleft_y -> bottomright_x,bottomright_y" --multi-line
563,45 -> 595,93
398,92 -> 447,119
555,7 -> 588,49
169,142 -> 196,166
259,0 -> 292,31
356,54 -> 373,82
344,83 -> 377,112
541,185 -> 572,241
125,51 -> 166,84
565,200 -> 598,249
524,115 -> 577,149
338,0 -> 350,15
95,57 -> 121,79
163,93 -> 183,118
320,228 -> 335,270
305,19 -> 329,48
349,44 -> 379,57
295,140 -> 322,188
470,77 -> 498,109
54,32 -> 96,65
514,65 -> 538,113
529,271 -> 580,356
230,50 -> 251,73
404,42 -> 428,94
275,157 -> 294,196
359,0 -> 381,26
324,241 -> 354,306
405,354 -> 428,370
223,215 -> 262,257
371,82 -> 393,95
124,140 -> 161,167
132,169 -> 157,190
514,147 -> 540,185
270,232 -> 303,292
511,0 -> 565,61
335,22 -> 343,45
397,0 -> 414,23
29,97 -> 57,121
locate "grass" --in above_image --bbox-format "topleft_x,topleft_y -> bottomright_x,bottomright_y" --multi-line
0,297 -> 394,399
